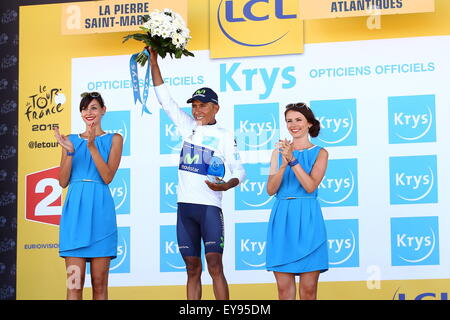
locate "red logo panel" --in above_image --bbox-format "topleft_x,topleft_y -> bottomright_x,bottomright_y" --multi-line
26,167 -> 62,226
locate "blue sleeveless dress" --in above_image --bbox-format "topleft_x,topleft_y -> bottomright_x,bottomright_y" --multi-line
59,133 -> 118,260
266,146 -> 328,274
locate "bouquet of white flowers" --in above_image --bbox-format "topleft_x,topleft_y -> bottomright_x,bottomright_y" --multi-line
123,8 -> 194,66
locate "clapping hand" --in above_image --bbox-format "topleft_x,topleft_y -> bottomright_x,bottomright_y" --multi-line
277,139 -> 294,164
86,123 -> 96,148
54,127 -> 74,153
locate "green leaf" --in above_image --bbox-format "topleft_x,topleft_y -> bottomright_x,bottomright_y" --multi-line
122,34 -> 136,43
123,33 -> 150,45
134,34 -> 149,41
182,49 -> 195,57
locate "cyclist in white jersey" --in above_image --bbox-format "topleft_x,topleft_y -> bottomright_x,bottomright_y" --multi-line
148,47 -> 245,300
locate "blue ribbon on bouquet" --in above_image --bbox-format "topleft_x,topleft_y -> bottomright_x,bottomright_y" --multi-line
129,50 -> 152,115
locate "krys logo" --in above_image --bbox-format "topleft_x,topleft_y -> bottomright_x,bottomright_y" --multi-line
235,222 -> 268,270
235,163 -> 274,210
110,227 -> 130,273
87,227 -> 130,274
102,110 -> 130,156
160,225 -> 205,272
318,159 -> 358,207
389,155 -> 438,205
217,0 -> 297,47
220,62 -> 296,100
388,95 -> 436,144
160,107 -> 191,155
235,103 -> 279,151
160,166 -> 178,213
109,168 -> 130,215
391,217 -> 439,266
24,85 -> 66,122
325,219 -> 359,268
311,99 -> 357,147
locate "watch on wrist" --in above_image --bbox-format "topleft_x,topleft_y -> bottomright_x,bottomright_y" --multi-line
288,158 -> 298,167
66,151 -> 75,156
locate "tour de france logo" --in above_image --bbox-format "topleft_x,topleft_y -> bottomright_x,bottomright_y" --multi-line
24,85 -> 66,122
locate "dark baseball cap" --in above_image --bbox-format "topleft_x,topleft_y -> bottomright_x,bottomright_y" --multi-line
186,87 -> 219,104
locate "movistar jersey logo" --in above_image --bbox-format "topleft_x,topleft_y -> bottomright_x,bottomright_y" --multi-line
184,154 -> 200,164
179,142 -> 214,175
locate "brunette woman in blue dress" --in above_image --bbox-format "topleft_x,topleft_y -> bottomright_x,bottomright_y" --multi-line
266,103 -> 329,300
54,92 -> 123,300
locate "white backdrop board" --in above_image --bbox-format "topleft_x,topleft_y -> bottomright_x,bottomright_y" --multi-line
71,35 -> 450,287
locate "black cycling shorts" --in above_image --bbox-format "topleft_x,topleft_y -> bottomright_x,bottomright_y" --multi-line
176,202 -> 225,257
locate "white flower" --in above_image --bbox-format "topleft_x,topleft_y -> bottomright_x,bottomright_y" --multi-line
163,8 -> 173,16
143,21 -> 152,30
172,33 -> 185,48
127,8 -> 193,61
173,12 -> 185,25
171,19 -> 184,31
161,29 -> 171,39
151,26 -> 162,37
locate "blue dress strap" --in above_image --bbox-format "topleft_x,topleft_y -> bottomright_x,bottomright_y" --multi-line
309,145 -> 323,165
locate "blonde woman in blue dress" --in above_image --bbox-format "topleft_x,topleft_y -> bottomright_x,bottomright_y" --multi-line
266,103 -> 329,300
54,92 -> 123,300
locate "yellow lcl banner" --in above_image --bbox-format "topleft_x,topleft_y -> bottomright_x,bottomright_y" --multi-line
209,0 -> 304,59
61,0 -> 188,35
299,0 -> 435,19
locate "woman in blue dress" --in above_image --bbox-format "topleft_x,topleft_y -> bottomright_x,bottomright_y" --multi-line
266,102 -> 329,300
54,92 -> 123,300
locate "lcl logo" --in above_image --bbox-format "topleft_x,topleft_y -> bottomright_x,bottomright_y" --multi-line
224,0 -> 296,22
394,289 -> 448,300
217,0 -> 297,47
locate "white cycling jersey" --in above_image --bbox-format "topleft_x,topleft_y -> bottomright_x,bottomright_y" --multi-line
155,83 -> 246,208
